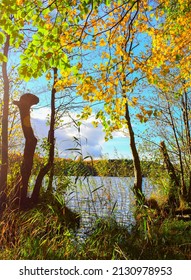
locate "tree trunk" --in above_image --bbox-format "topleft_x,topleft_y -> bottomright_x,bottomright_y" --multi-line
181,91 -> 191,201
125,101 -> 144,204
13,94 -> 39,209
166,98 -> 187,200
160,141 -> 180,208
0,34 -> 10,212
31,68 -> 57,204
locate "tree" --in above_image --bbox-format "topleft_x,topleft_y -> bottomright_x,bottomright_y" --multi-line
13,93 -> 39,209
72,0 -> 152,203
31,68 -> 57,204
0,65 -> 27,208
142,0 -> 191,94
137,0 -> 191,205
0,34 -> 10,210
148,83 -> 191,206
0,1 -> 32,211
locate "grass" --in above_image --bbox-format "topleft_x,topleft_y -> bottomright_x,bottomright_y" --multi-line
0,199 -> 191,260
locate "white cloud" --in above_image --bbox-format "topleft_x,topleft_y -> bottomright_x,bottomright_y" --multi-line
31,106 -> 133,159
112,129 -> 129,138
31,107 -> 51,120
31,107 -> 105,158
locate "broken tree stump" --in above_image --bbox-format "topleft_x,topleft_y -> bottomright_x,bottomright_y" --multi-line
13,93 -> 39,209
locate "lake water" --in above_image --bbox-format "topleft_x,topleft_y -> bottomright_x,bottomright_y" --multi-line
63,176 -> 156,234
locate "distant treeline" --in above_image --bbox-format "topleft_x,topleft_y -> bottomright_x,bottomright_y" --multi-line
53,158 -> 156,177
9,154 -> 158,178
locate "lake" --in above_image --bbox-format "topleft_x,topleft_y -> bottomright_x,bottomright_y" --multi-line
62,176 -> 157,234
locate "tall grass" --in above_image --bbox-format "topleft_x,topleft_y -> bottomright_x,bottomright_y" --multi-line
1,201 -> 191,260
65,176 -> 136,232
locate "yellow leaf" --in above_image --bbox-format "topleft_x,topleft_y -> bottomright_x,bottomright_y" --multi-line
147,110 -> 153,117
46,72 -> 52,80
92,121 -> 99,128
132,97 -> 138,106
16,0 -> 24,5
99,38 -> 107,47
77,62 -> 82,69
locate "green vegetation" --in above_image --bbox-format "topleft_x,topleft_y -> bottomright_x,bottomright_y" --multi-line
1,202 -> 191,260
38,157 -> 156,177
50,158 -> 134,177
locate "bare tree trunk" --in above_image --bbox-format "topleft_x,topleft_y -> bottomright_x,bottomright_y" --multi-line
125,101 -> 144,204
181,90 -> 191,201
47,164 -> 54,193
46,68 -> 57,193
31,68 -> 57,204
0,34 -> 10,212
166,98 -> 187,199
13,94 -> 39,209
160,141 -> 180,208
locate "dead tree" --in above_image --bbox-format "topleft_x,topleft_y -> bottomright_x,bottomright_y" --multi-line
13,93 -> 39,209
160,141 -> 180,208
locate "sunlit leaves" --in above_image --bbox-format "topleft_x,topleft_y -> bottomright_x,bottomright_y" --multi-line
0,53 -> 7,63
46,72 -> 52,80
144,0 -> 191,93
81,106 -> 92,120
0,32 -> 6,44
16,0 -> 24,5
99,38 -> 107,47
132,97 -> 138,106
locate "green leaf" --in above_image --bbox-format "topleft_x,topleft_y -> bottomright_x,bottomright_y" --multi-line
32,40 -> 40,46
32,34 -> 40,40
42,8 -> 50,16
38,28 -> 49,36
175,54 -> 181,61
18,65 -> 32,81
62,53 -> 68,63
0,53 -> 7,62
0,32 -> 5,44
105,0 -> 111,6
71,65 -> 78,75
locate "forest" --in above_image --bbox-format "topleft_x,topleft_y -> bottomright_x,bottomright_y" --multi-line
0,0 -> 191,259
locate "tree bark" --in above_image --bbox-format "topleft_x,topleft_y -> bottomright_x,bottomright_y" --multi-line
160,141 -> 180,208
166,98 -> 187,199
181,90 -> 191,201
13,94 -> 39,209
125,101 -> 144,204
31,68 -> 57,204
0,34 -> 10,212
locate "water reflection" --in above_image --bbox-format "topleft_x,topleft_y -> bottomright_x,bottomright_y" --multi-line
65,177 -> 154,234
